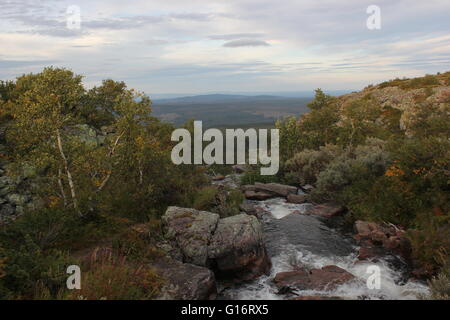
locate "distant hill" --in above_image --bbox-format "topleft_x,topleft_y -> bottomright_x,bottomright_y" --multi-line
153,94 -> 288,105
151,94 -> 312,127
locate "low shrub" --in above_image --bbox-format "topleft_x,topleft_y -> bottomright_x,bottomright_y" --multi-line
65,249 -> 163,300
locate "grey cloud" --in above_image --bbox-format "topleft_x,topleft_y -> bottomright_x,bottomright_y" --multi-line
169,13 -> 213,21
223,39 -> 270,47
145,39 -> 169,46
209,33 -> 265,40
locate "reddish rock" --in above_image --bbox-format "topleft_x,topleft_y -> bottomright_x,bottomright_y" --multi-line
305,204 -> 345,218
212,175 -> 225,181
273,269 -> 310,290
354,220 -> 412,260
244,190 -> 274,201
309,266 -> 355,290
254,183 -> 298,197
287,194 -> 307,204
354,220 -> 378,237
273,265 -> 354,291
357,247 -> 385,260
383,236 -> 411,260
371,230 -> 388,244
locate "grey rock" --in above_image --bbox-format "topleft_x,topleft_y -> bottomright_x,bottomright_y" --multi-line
208,214 -> 271,281
162,206 -> 220,266
155,258 -> 217,300
6,193 -> 30,206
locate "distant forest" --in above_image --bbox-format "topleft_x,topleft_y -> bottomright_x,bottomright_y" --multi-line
151,95 -> 311,127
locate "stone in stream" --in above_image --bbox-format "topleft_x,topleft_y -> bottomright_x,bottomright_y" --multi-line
254,183 -> 297,198
273,265 -> 355,291
286,194 -> 307,204
303,203 -> 345,218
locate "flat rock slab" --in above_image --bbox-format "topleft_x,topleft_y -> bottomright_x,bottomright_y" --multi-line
274,265 -> 354,291
304,204 -> 345,218
254,183 -> 298,197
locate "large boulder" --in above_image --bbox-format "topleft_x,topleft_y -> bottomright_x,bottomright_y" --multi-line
254,183 -> 297,197
208,214 -> 271,281
273,265 -> 354,291
155,258 -> 217,300
162,206 -> 220,266
161,207 -> 271,282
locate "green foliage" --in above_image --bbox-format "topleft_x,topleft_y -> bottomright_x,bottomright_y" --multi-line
278,72 -> 449,275
0,234 -> 73,299
408,215 -> 450,276
191,185 -> 244,218
427,266 -> 450,300
240,165 -> 281,185
284,144 -> 343,186
192,186 -> 219,211
66,250 -> 162,300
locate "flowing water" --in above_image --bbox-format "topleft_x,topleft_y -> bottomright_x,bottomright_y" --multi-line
220,197 -> 429,300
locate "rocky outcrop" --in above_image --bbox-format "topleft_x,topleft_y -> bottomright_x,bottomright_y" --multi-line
161,207 -> 271,282
0,162 -> 41,224
155,258 -> 217,300
273,265 -> 354,291
353,220 -> 412,261
208,214 -> 271,281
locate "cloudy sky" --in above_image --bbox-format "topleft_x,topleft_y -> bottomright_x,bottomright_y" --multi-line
1,0 -> 449,96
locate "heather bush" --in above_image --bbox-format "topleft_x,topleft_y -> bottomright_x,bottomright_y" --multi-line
284,144 -> 343,186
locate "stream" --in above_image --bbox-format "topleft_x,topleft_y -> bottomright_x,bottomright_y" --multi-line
218,196 -> 429,300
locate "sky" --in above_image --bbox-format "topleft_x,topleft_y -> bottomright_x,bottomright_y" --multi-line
1,0 -> 450,96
